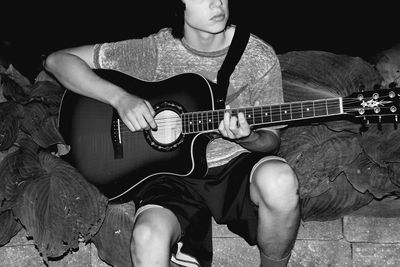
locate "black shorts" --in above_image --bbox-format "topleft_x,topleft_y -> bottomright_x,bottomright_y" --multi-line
132,152 -> 282,245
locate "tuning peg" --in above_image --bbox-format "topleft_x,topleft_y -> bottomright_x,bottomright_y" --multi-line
394,115 -> 398,130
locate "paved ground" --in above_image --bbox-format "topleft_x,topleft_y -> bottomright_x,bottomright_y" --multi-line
2,198 -> 400,266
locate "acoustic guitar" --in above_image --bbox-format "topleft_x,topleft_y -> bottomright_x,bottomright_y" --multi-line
58,69 -> 400,201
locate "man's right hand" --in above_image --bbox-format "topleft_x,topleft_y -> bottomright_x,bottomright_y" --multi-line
114,91 -> 157,132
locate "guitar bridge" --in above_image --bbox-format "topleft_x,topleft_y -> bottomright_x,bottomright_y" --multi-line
111,110 -> 123,159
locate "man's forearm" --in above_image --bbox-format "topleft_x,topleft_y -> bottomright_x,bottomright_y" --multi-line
236,129 -> 281,154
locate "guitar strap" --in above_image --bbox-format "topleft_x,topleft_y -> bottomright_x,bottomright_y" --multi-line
216,25 -> 250,107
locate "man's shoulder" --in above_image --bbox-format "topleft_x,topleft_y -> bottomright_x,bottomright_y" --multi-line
246,33 -> 278,62
151,28 -> 176,43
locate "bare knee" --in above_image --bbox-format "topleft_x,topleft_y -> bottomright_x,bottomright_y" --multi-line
250,159 -> 299,210
131,207 -> 181,265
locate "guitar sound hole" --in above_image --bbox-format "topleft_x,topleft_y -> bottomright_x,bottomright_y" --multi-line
151,110 -> 182,146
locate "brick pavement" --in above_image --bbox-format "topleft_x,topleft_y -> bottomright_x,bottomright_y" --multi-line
2,198 -> 400,266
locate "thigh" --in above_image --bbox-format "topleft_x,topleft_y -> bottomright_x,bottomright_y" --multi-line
133,175 -> 207,237
202,153 -> 287,245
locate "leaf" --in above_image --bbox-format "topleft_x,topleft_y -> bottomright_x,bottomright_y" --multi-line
29,81 -> 65,116
343,152 -> 400,199
92,202 -> 136,267
19,102 -> 65,147
301,173 -> 374,221
0,137 -> 40,210
358,123 -> 400,165
279,50 -> 383,103
280,122 -> 362,198
13,151 -> 108,260
0,72 -> 30,103
0,209 -> 22,246
3,65 -> 32,90
0,101 -> 24,151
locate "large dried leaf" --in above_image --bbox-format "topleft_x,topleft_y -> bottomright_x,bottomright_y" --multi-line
0,72 -> 30,103
358,123 -> 400,165
280,121 -> 360,158
279,51 -> 383,103
343,153 -> 400,199
29,81 -> 65,116
13,151 -> 108,260
0,101 -> 24,151
0,78 -> 6,103
20,102 -> 65,147
301,173 -> 374,221
34,70 -> 60,84
279,123 -> 362,198
0,210 -> 22,246
0,137 -> 40,210
92,202 -> 136,267
2,65 -> 32,90
387,163 -> 400,187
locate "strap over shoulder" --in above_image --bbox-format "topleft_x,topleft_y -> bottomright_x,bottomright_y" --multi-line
216,25 -> 250,106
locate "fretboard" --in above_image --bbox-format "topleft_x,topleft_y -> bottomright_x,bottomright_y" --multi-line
182,97 -> 343,134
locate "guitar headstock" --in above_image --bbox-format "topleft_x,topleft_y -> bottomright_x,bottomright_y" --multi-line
343,87 -> 400,126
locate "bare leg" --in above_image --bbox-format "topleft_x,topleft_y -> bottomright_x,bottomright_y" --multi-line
250,160 -> 300,267
131,206 -> 181,267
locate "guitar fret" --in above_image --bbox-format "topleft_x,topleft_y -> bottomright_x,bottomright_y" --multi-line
209,111 -> 214,130
314,100 -> 328,116
313,101 -> 316,117
327,99 -> 341,114
271,105 -> 281,122
281,104 -> 291,121
193,112 -> 198,132
302,101 -> 314,117
242,108 -> 252,125
201,112 -> 208,131
254,106 -> 263,124
261,106 -> 272,123
196,112 -> 201,132
215,110 -> 223,129
182,113 -> 188,133
291,102 -> 302,119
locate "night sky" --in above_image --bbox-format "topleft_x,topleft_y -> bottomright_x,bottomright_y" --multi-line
1,2 -> 399,80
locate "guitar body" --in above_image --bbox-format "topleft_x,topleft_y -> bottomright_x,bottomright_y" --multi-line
59,70 -> 217,201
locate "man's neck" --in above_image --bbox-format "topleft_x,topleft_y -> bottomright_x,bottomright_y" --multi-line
183,26 -> 235,52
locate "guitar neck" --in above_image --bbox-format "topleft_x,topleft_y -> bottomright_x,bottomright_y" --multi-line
182,97 -> 344,133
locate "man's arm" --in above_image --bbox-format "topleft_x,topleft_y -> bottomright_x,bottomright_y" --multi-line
218,111 -> 281,154
44,46 -> 156,132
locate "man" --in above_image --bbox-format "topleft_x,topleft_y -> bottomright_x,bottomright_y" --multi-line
45,0 -> 300,266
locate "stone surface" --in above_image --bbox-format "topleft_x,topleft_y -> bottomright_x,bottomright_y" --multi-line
352,243 -> 400,267
0,245 -> 44,267
289,240 -> 352,267
212,238 -> 259,267
47,243 -> 92,267
3,214 -> 400,266
296,219 -> 343,240
343,216 -> 400,243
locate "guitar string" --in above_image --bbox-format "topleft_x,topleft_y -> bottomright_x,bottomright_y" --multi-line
114,97 -> 398,133
117,109 -> 397,132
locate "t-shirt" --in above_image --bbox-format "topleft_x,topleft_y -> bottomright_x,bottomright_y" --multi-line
93,27 -> 283,167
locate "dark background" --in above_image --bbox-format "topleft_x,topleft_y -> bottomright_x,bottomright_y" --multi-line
1,2 -> 399,80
